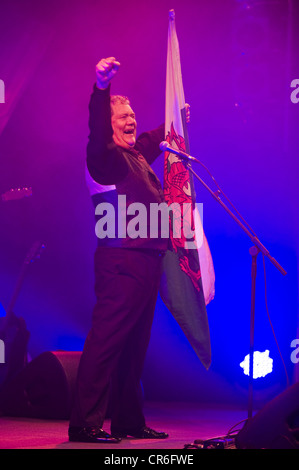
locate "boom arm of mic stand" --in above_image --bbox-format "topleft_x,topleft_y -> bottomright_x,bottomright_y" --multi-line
184,161 -> 287,276
182,157 -> 286,420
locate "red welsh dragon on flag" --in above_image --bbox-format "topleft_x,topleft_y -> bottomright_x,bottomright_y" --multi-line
159,10 -> 215,369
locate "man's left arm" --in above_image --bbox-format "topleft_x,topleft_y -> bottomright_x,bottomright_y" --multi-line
135,104 -> 190,165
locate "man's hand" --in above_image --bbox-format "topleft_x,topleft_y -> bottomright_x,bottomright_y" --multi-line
95,57 -> 120,90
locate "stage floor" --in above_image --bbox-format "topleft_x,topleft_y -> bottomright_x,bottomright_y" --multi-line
0,401 -> 248,450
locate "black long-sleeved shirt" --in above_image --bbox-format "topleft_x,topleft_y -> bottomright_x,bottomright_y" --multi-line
85,85 -> 168,251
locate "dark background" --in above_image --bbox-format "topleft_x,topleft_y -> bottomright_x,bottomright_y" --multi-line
0,0 -> 298,407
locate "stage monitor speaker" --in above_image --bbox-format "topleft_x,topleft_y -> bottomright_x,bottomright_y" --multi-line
235,382 -> 299,449
0,351 -> 81,419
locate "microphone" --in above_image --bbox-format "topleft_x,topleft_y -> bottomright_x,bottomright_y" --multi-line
159,141 -> 198,162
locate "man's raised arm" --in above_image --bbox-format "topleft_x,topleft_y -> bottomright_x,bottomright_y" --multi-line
86,57 -> 128,185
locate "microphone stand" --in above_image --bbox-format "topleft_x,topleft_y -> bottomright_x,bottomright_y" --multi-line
177,153 -> 287,420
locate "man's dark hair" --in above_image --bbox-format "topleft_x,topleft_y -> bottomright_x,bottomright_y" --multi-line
110,95 -> 130,115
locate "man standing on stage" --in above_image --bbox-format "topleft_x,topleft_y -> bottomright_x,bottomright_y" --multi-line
68,57 -> 170,443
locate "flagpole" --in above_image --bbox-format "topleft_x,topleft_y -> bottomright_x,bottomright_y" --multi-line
161,8 -> 213,369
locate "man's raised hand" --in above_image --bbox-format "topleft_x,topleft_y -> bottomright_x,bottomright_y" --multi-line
95,57 -> 121,89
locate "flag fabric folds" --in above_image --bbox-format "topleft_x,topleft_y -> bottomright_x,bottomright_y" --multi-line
159,10 -> 215,369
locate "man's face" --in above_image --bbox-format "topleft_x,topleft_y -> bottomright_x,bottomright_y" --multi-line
111,103 -> 137,149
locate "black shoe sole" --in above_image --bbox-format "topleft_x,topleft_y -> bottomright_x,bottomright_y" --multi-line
69,436 -> 121,443
112,432 -> 168,439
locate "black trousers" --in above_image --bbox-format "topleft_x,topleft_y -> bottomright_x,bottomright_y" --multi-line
70,247 -> 163,432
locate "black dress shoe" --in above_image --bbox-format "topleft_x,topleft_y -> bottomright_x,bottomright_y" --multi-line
68,426 -> 121,443
112,426 -> 169,439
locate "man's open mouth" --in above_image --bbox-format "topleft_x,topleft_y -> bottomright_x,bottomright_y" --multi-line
124,129 -> 135,135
